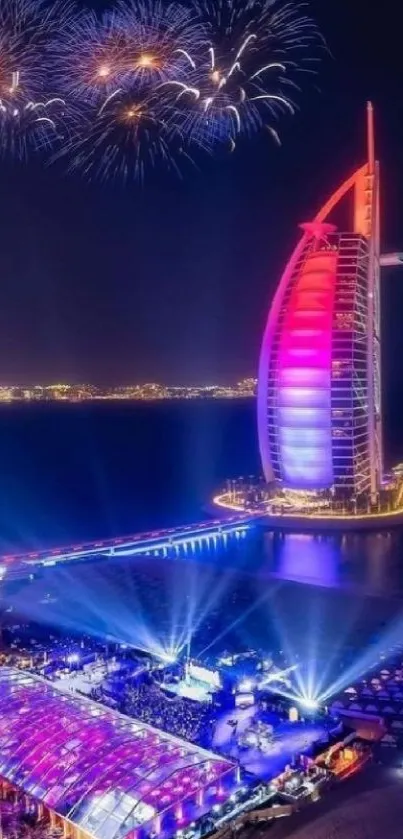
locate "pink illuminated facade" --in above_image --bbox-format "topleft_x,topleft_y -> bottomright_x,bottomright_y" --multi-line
258,104 -> 382,500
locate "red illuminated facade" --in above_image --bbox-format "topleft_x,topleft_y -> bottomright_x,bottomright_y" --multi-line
258,103 -> 382,500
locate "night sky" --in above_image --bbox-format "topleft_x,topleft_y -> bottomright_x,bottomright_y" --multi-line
0,0 -> 402,388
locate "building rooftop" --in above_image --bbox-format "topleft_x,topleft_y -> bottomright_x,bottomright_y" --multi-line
0,667 -> 234,839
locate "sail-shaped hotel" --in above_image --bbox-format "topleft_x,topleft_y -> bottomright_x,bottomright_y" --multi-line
215,104 -> 403,525
258,103 -> 382,503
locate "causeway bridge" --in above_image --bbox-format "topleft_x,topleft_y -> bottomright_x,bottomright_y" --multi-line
0,515 -> 254,581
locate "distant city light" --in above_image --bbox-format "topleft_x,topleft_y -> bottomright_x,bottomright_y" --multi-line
0,378 -> 257,403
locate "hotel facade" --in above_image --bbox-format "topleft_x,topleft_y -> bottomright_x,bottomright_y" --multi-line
258,104 -> 382,501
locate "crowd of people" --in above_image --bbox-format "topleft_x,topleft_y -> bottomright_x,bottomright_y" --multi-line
121,681 -> 215,746
1,623 -> 108,675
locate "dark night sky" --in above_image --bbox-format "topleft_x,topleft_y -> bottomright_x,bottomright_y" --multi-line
0,0 -> 402,387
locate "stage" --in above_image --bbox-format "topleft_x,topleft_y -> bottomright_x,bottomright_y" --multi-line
161,661 -> 221,704
162,678 -> 213,703
212,704 -> 334,780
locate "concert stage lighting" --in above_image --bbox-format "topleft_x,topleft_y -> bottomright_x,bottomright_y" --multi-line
159,651 -> 178,664
298,697 -> 319,711
66,653 -> 80,664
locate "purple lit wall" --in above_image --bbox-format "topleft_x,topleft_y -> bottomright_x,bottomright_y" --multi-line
277,250 -> 337,488
258,239 -> 338,490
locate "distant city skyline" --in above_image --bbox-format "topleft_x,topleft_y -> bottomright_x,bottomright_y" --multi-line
0,378 -> 257,402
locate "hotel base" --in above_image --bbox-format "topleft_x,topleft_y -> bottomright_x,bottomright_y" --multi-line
213,466 -> 403,531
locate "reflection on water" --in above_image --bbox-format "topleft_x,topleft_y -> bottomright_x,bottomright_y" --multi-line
267,534 -> 339,588
2,528 -> 403,668
2,399 -> 403,669
261,530 -> 403,599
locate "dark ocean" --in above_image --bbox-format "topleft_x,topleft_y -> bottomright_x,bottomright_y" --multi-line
2,399 -> 403,679
0,399 -> 259,552
0,397 -> 402,552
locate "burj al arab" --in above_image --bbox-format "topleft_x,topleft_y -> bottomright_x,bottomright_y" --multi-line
214,104 -> 403,528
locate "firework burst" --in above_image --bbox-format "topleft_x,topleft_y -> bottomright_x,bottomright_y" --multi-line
164,0 -> 320,149
164,41 -> 293,149
53,9 -> 130,106
0,0 -> 72,157
115,0 -> 205,85
55,0 -> 203,107
61,86 -> 191,182
0,89 -> 66,158
53,0 -> 321,178
54,0 -> 206,179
